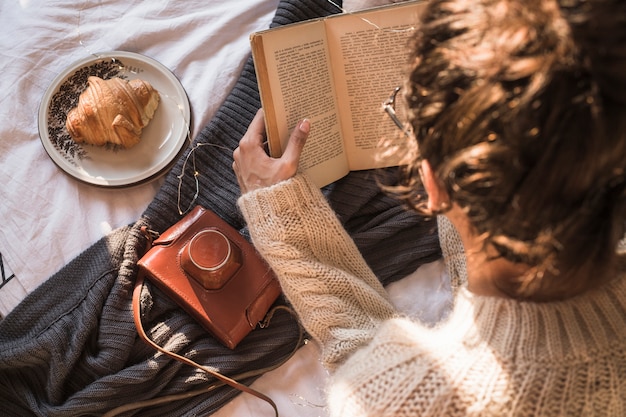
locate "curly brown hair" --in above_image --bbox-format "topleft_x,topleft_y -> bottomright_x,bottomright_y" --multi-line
392,0 -> 626,300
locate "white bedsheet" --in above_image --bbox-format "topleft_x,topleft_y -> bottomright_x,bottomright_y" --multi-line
0,1 -> 451,416
0,0 -> 282,314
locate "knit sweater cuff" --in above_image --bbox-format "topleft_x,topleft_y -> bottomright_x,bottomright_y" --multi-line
238,174 -> 324,227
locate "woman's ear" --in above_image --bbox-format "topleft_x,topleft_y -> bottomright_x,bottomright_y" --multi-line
421,159 -> 450,212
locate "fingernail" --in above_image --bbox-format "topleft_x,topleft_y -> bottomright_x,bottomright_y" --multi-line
299,119 -> 310,134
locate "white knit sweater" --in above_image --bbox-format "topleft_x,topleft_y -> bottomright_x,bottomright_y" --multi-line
238,174 -> 626,416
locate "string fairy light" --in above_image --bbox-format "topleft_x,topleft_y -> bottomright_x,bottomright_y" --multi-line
178,1 -> 418,214
326,0 -> 417,33
71,1 -> 417,212
175,141 -> 231,216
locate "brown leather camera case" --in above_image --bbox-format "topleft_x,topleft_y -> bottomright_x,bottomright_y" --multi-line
137,205 -> 281,349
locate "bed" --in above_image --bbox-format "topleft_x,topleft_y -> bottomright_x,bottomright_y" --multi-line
0,0 -> 286,312
0,1 -> 455,416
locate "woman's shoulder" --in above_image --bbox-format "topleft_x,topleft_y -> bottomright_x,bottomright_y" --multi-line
336,272 -> 626,375
327,277 -> 626,416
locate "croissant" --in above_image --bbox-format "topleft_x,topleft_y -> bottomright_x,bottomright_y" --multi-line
66,76 -> 160,149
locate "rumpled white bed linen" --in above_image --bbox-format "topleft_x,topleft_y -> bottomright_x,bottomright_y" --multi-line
0,0 -> 284,314
0,0 -> 453,416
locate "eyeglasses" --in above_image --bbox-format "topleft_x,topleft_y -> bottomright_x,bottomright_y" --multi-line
383,86 -> 411,137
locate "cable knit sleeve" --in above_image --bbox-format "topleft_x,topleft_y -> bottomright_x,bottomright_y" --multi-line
237,174 -> 397,370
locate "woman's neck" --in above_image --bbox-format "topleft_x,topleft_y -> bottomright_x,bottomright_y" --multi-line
444,207 -> 526,299
464,249 -> 529,298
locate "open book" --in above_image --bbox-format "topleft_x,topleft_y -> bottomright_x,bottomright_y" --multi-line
250,1 -> 426,187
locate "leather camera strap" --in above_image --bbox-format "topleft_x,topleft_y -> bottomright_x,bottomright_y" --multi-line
102,272 -> 303,417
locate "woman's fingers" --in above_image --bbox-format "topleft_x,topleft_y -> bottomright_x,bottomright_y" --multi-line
232,110 -> 310,194
281,119 -> 310,169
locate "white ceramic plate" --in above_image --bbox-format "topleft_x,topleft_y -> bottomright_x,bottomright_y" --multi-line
38,51 -> 191,187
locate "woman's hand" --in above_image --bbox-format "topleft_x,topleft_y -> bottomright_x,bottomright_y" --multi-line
233,109 -> 310,194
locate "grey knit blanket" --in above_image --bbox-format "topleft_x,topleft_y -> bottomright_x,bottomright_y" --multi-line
0,1 -> 440,415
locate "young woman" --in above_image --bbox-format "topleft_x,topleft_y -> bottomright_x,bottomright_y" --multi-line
233,0 -> 626,415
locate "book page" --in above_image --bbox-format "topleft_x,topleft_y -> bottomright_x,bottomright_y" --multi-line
251,21 -> 349,187
326,2 -> 426,170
